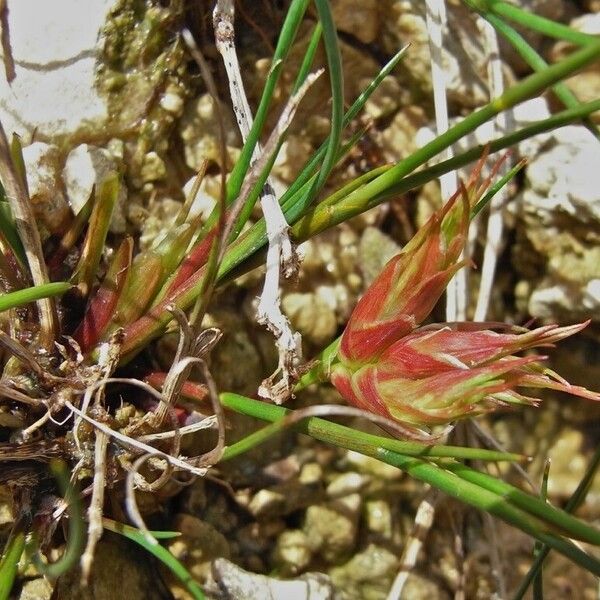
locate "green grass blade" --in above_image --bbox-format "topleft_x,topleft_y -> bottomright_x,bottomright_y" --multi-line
374,448 -> 600,578
443,461 -> 600,546
0,526 -> 25,600
293,39 -> 600,240
0,186 -> 26,268
483,12 -> 600,140
103,518 -> 204,600
0,281 -> 70,313
303,0 -> 344,201
467,0 -> 598,47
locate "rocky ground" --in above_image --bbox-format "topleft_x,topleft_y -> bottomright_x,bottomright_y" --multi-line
1,1 -> 600,598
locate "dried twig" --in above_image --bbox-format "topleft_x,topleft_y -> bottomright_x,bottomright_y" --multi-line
387,488 -> 440,600
80,330 -> 122,583
213,0 -> 305,403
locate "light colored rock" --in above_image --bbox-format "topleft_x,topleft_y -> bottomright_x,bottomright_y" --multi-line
168,514 -> 231,579
326,472 -> 371,498
282,292 -> 338,347
18,578 -> 53,600
209,558 -> 337,600
248,489 -> 287,518
0,0 -> 114,140
63,143 -> 127,232
343,450 -> 403,480
365,499 -> 393,538
514,125 -> 600,321
329,544 -> 398,600
274,529 -> 313,575
179,94 -> 240,170
303,494 -> 361,562
359,227 -> 401,286
22,142 -> 69,234
399,573 -> 451,600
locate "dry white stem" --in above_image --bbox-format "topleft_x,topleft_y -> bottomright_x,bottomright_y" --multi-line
0,120 -> 57,348
387,488 -> 440,600
474,18 -> 514,322
79,331 -> 122,583
425,0 -> 464,321
138,416 -> 217,442
213,1 -> 304,402
80,430 -> 108,583
18,406 -> 51,440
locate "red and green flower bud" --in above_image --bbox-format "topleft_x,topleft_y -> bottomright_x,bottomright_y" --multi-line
332,322 -> 600,428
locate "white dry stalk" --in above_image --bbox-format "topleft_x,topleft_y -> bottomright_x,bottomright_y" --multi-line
424,0 -> 464,322
80,429 -> 108,582
474,18 -> 514,322
80,331 -> 122,583
213,0 -> 302,403
387,488 -> 440,600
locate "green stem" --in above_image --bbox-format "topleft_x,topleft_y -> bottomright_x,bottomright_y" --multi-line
483,12 -> 600,140
220,393 -> 523,462
469,0 -> 598,47
0,526 -> 25,600
0,282 -> 71,313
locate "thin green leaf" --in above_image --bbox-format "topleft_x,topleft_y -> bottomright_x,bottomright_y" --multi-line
0,526 -> 25,600
467,0 -> 598,47
103,518 -> 205,600
0,185 -> 26,268
102,518 -> 181,540
0,281 -> 70,313
373,449 -> 600,577
304,0 -> 344,201
482,12 -> 600,141
444,461 -> 600,546
532,460 -> 551,600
